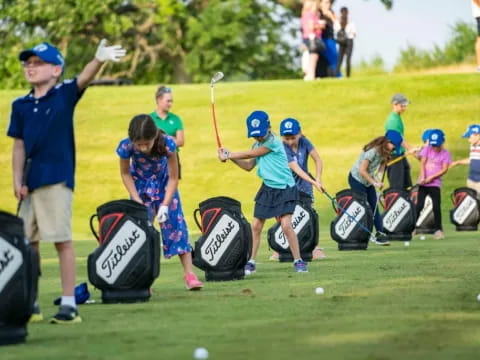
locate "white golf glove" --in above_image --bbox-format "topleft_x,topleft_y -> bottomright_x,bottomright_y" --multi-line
95,39 -> 126,62
156,205 -> 169,223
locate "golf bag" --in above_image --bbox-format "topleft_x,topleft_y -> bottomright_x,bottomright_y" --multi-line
0,211 -> 38,346
450,188 -> 480,231
87,200 -> 160,303
192,197 -> 252,281
381,188 -> 415,241
410,186 -> 436,234
267,192 -> 319,262
330,189 -> 373,250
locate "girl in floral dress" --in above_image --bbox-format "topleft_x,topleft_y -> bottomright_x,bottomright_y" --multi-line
116,114 -> 203,290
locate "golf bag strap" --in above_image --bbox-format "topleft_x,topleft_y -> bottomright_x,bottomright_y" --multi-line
89,214 -> 99,241
193,208 -> 202,232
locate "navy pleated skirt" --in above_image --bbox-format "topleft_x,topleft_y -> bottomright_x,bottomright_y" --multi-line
254,183 -> 299,219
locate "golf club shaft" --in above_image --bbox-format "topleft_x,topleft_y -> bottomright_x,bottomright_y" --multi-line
16,158 -> 32,217
323,190 -> 375,236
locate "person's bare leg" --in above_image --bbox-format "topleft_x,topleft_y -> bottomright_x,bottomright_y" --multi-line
54,241 -> 75,297
280,215 -> 301,260
179,252 -> 194,275
250,217 -> 265,260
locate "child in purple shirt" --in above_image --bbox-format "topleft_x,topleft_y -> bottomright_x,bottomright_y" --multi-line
416,129 -> 452,240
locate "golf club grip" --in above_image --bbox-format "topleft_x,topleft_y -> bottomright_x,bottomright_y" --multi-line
211,103 -> 222,148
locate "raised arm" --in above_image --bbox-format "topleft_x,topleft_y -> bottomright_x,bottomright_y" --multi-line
77,39 -> 126,90
218,146 -> 270,171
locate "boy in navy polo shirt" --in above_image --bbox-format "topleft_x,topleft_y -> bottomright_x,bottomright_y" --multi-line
7,40 -> 126,323
450,124 -> 480,197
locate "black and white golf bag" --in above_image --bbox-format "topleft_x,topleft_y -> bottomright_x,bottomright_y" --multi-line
449,188 -> 480,231
87,200 -> 160,303
267,192 -> 319,262
192,197 -> 252,281
410,186 -> 436,234
0,211 -> 38,346
330,189 -> 373,250
381,188 -> 415,241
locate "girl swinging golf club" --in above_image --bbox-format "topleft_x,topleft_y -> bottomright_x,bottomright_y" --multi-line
217,110 -> 308,273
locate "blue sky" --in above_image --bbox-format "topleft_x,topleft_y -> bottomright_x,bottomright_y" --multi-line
330,0 -> 474,69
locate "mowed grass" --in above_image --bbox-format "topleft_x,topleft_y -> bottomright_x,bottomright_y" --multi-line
1,73 -> 480,358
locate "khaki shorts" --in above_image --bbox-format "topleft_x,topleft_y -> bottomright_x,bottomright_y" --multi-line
467,179 -> 480,198
20,183 -> 73,243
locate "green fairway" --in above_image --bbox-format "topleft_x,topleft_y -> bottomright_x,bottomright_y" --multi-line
1,73 -> 480,358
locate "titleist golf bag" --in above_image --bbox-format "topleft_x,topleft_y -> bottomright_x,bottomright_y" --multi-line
410,186 -> 436,234
0,211 -> 38,346
381,188 -> 415,241
330,189 -> 373,250
87,200 -> 160,303
450,188 -> 480,231
267,192 -> 319,262
192,197 -> 252,281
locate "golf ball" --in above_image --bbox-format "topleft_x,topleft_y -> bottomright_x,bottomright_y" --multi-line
244,270 -> 251,276
404,241 -> 410,247
420,235 -> 426,240
315,287 -> 325,295
194,347 -> 209,360
477,294 -> 480,302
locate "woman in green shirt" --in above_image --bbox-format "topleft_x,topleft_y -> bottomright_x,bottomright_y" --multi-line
151,85 -> 185,178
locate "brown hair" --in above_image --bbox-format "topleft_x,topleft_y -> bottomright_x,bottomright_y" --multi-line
363,136 -> 392,163
128,114 -> 168,157
155,85 -> 172,101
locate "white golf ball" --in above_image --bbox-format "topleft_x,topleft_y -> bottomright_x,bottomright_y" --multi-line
404,241 -> 410,247
477,294 -> 480,302
194,347 -> 209,360
315,287 -> 325,295
244,269 -> 251,276
420,235 -> 426,240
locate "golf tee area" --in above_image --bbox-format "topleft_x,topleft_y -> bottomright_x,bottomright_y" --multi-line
1,72 -> 480,359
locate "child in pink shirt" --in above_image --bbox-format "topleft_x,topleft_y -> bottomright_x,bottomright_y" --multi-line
416,129 -> 451,239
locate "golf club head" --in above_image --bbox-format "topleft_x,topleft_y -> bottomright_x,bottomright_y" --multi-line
211,72 -> 224,84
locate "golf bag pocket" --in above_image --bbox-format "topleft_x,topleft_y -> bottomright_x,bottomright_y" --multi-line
267,192 -> 319,262
192,197 -> 252,281
382,188 -> 415,240
410,186 -> 436,234
0,211 -> 38,346
330,189 -> 372,250
450,188 -> 480,231
87,200 -> 160,303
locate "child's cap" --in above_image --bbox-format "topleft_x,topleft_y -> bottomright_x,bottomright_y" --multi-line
428,129 -> 445,146
421,129 -> 433,143
385,129 -> 403,155
19,42 -> 65,70
391,93 -> 410,105
462,124 -> 480,138
280,118 -> 301,136
246,111 -> 270,137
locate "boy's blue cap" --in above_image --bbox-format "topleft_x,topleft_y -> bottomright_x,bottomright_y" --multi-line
421,129 -> 433,143
462,124 -> 480,138
19,42 -> 65,70
246,111 -> 270,137
428,129 -> 445,146
280,118 -> 301,136
385,129 -> 403,155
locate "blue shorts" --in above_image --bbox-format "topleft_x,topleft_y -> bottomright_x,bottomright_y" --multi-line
477,17 -> 480,36
254,183 -> 298,219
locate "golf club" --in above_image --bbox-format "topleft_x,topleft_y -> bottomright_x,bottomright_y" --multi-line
16,158 -> 32,217
210,71 -> 224,149
323,190 -> 377,237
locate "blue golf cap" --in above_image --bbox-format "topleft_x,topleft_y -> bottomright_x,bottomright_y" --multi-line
246,110 -> 270,137
462,124 -> 480,138
385,129 -> 403,155
421,129 -> 433,143
280,118 -> 301,136
428,129 -> 445,146
19,42 -> 65,70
